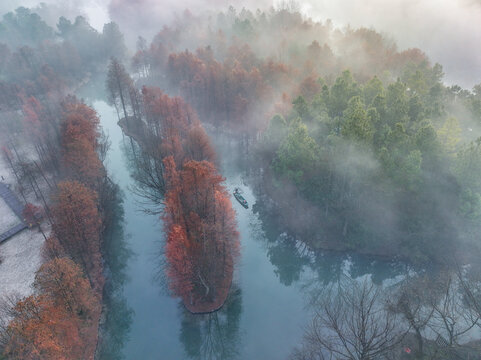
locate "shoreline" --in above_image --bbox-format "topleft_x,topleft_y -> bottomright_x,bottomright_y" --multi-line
118,116 -> 237,316
182,266 -> 234,314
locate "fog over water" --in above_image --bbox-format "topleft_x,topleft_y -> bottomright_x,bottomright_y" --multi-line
1,0 -> 480,358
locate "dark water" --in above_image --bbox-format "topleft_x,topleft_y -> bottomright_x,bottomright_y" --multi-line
94,101 -> 410,360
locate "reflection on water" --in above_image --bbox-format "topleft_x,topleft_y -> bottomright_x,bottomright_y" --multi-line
120,135 -> 165,214
95,100 -> 415,360
268,235 -> 311,286
80,91 -> 136,359
97,178 -> 134,360
119,112 -> 244,359
252,191 -> 417,288
180,286 -> 242,360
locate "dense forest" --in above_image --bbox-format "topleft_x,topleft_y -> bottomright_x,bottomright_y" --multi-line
116,5 -> 481,264
0,2 -> 480,359
0,7 -> 128,359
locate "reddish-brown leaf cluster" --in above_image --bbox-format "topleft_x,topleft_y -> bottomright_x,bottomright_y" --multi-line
22,97 -> 42,134
141,89 -> 239,313
53,100 -> 106,292
22,203 -> 43,227
4,101 -> 106,359
60,101 -> 104,188
4,258 -> 100,360
49,181 -> 103,291
165,48 -> 271,133
135,23 -> 433,140
141,86 -> 215,166
163,158 -> 239,313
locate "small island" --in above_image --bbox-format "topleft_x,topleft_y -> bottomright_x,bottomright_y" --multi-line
1,2 -> 481,359
114,83 -> 239,314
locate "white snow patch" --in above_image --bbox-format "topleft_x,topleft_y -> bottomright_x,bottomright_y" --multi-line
0,153 -> 15,186
0,227 -> 45,299
0,155 -> 47,304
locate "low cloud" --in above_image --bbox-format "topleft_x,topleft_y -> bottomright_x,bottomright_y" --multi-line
0,0 -> 109,30
1,0 -> 479,88
109,0 -> 481,88
300,0 -> 481,88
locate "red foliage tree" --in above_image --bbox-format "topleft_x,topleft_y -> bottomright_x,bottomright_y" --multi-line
62,137 -> 103,188
22,96 -> 42,134
184,125 -> 216,163
142,86 -> 199,140
34,258 -> 100,319
141,86 -> 205,167
61,102 -> 100,148
163,157 -> 239,312
34,258 -> 101,358
50,181 -> 103,291
299,75 -> 321,101
22,203 -> 43,228
4,295 -> 84,360
4,258 -> 100,360
166,48 -> 268,134
165,224 -> 194,297
60,101 -> 104,187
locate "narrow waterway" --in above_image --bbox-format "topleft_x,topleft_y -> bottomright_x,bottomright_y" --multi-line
94,100 -> 410,359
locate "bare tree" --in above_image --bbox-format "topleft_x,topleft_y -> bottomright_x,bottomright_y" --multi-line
106,57 -> 134,120
428,273 -> 480,348
456,264 -> 481,321
388,271 -> 481,360
292,277 -> 406,360
415,271 -> 481,360
121,140 -> 165,213
388,276 -> 435,359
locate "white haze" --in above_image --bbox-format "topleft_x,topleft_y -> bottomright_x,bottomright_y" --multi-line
299,0 -> 481,89
0,0 -> 480,88
0,0 -> 109,30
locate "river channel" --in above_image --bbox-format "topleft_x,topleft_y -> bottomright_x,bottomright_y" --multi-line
93,100 -> 411,360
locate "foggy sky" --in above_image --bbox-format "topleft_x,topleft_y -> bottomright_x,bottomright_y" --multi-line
1,0 -> 480,88
0,0 -> 109,29
299,0 -> 481,88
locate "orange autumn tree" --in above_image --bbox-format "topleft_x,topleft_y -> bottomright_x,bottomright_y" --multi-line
50,181 -> 103,291
163,156 -> 192,298
166,47 -> 267,133
127,87 -> 217,200
123,87 -> 237,312
61,101 -> 100,146
141,86 -> 203,166
142,87 -> 216,164
163,157 -> 239,312
184,125 -> 216,163
62,137 -> 103,188
142,86 -> 198,140
60,101 -> 104,188
34,258 -> 100,320
4,295 -> 83,360
22,203 -> 43,227
22,96 -> 43,139
165,224 -> 194,297
4,258 -> 99,360
34,258 -> 100,359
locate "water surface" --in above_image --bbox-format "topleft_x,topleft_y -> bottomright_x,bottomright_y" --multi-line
94,100 -> 409,360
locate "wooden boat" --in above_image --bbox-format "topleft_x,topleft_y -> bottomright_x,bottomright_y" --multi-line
233,188 -> 248,208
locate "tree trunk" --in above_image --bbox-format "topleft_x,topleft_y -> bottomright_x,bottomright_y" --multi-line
198,273 -> 210,297
116,66 -> 128,119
